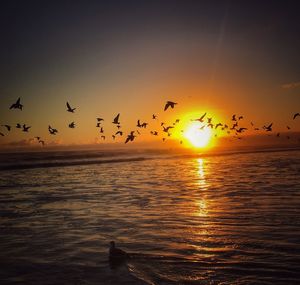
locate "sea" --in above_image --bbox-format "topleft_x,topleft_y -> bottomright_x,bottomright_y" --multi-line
0,146 -> 300,285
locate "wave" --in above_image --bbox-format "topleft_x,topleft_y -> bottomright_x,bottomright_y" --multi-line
0,156 -> 149,171
0,146 -> 299,171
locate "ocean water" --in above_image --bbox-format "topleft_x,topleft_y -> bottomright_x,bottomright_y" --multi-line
0,147 -> 300,284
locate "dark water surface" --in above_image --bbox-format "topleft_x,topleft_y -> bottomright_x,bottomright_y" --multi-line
1,148 -> 300,284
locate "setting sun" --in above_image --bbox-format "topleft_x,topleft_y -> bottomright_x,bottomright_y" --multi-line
184,123 -> 212,148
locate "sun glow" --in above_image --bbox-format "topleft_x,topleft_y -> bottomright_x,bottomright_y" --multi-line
184,123 -> 212,148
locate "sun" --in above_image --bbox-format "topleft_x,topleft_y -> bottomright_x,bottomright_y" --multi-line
184,123 -> 212,148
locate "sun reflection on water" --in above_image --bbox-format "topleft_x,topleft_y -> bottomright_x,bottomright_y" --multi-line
195,158 -> 209,217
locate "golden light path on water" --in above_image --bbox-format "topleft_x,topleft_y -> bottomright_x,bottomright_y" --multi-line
196,158 -> 208,218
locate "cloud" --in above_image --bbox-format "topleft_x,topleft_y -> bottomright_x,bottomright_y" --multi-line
281,81 -> 300,89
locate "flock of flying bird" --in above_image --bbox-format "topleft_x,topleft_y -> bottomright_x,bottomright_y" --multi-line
1,98 -> 300,146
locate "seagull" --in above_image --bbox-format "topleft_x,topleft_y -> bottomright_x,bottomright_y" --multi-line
264,123 -> 273,132
10,97 -> 23,110
115,131 -> 123,136
141,123 -> 148,128
164,101 -> 177,111
2,125 -> 11,131
116,125 -> 121,129
207,117 -> 212,124
215,123 -> 223,129
48,125 -> 58,135
16,123 -> 22,129
151,131 -> 158,136
22,124 -> 31,132
293,113 -> 300,120
137,120 -> 142,128
125,131 -> 135,143
163,126 -> 174,133
232,114 -> 236,121
100,127 -> 104,133
112,113 -> 120,124
236,127 -> 247,133
69,122 -> 75,128
194,113 -> 206,123
109,241 -> 129,264
97,118 -> 104,122
238,116 -> 243,120
152,114 -> 157,119
66,102 -> 76,113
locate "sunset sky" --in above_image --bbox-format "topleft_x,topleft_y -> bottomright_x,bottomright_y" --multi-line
0,0 -> 299,148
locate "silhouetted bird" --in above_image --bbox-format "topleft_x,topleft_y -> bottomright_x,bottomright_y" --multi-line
141,123 -> 148,128
287,126 -> 291,130
152,114 -> 157,119
116,125 -> 121,129
215,123 -> 222,129
48,125 -> 58,135
16,123 -> 22,129
112,113 -> 120,124
207,117 -> 212,124
22,124 -> 31,132
164,101 -> 177,111
137,120 -> 142,128
35,136 -> 40,140
66,102 -> 76,113
96,123 -> 101,128
115,131 -> 123,136
236,127 -> 247,133
151,131 -> 158,136
293,113 -> 300,120
109,241 -> 129,265
100,127 -> 104,133
97,118 -> 104,122
194,113 -> 206,123
69,122 -> 75,128
125,131 -> 135,143
2,125 -> 11,131
163,126 -> 174,133
112,135 -> 116,140
232,114 -> 236,121
101,135 -> 105,140
238,116 -> 243,120
10,97 -> 23,110
264,123 -> 273,132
